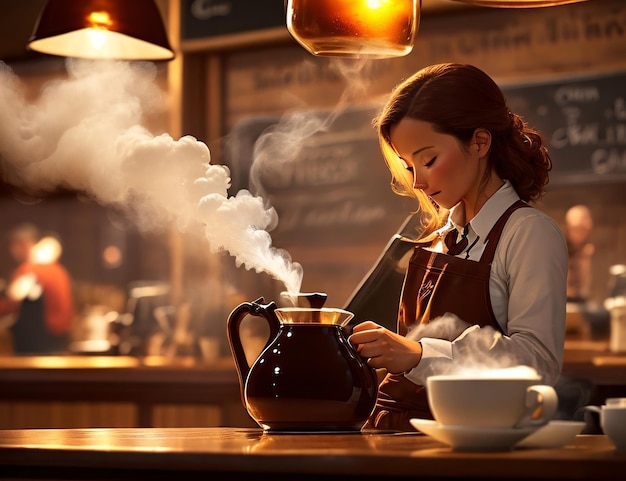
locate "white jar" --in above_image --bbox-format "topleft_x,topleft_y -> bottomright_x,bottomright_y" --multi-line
606,296 -> 626,352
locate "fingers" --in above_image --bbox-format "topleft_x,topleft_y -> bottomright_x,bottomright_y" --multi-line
349,321 -> 385,348
350,320 -> 382,333
350,327 -> 423,375
349,325 -> 387,363
349,327 -> 384,345
349,321 -> 384,354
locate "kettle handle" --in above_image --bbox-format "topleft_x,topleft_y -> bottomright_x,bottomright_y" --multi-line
227,297 -> 281,396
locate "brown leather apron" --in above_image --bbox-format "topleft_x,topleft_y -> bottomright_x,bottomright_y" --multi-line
366,200 -> 529,431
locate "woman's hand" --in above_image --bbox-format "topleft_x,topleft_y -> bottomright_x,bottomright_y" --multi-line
349,321 -> 422,375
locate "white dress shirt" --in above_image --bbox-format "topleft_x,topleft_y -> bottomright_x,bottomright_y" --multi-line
403,180 -> 568,385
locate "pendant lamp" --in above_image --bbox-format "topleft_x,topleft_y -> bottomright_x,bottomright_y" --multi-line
449,0 -> 587,7
286,0 -> 420,58
28,0 -> 174,61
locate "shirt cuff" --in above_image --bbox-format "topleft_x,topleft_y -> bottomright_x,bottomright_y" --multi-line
403,337 -> 452,384
402,325 -> 481,385
420,337 -> 453,360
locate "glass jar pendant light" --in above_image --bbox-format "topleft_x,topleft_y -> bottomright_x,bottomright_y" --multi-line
286,0 -> 421,59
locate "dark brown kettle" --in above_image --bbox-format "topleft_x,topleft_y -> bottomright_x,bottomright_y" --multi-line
227,297 -> 378,432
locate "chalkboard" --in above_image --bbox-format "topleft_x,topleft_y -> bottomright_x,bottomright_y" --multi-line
181,0 -> 286,40
223,106 -> 417,249
502,71 -> 626,185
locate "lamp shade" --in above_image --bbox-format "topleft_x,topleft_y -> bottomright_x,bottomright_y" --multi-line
450,0 -> 587,7
28,0 -> 174,61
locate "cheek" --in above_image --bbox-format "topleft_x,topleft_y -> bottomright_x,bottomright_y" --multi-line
430,154 -> 459,185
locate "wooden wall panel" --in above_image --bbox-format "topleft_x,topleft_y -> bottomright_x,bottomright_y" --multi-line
0,402 -> 136,429
152,404 -> 221,428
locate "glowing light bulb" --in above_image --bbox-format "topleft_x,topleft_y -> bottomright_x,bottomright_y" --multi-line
87,11 -> 113,29
286,0 -> 419,58
85,11 -> 113,51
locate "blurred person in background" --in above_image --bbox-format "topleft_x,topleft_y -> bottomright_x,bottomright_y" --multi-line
0,222 -> 75,354
564,205 -> 594,303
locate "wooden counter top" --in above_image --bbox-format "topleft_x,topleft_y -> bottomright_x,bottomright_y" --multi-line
0,427 -> 623,481
0,355 -> 239,384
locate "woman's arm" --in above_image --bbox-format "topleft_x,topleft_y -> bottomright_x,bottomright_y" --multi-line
353,210 -> 568,386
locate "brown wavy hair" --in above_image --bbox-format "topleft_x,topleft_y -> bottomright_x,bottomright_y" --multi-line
374,63 -> 552,236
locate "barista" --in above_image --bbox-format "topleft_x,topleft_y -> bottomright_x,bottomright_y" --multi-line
348,63 -> 568,431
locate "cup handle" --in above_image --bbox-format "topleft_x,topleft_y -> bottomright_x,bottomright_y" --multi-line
515,385 -> 558,428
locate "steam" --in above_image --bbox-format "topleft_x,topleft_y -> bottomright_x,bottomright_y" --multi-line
0,58 -> 303,294
406,313 -> 530,377
249,111 -> 327,201
249,57 -> 376,201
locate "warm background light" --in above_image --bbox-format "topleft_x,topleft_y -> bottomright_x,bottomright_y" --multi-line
31,236 -> 62,265
28,0 -> 174,61
346,0 -> 416,39
286,0 -> 419,58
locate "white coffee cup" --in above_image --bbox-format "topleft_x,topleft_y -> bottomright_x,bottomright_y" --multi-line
426,367 -> 558,429
586,400 -> 626,450
599,407 -> 626,451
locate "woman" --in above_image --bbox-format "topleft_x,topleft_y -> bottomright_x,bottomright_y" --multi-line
348,63 -> 568,431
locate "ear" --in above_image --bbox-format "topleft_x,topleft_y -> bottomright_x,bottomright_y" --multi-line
472,128 -> 491,157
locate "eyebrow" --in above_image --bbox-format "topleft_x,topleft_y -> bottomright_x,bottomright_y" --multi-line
390,144 -> 433,162
412,146 -> 434,157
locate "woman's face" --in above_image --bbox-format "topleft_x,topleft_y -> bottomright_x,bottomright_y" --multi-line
389,117 -> 480,210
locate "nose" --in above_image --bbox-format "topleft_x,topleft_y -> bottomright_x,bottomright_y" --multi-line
413,180 -> 428,191
411,168 -> 427,191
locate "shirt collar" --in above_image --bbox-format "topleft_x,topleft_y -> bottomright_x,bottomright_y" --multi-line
447,180 -> 520,241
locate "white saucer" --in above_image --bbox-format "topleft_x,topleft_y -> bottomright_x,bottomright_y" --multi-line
409,418 -> 539,452
516,420 -> 585,449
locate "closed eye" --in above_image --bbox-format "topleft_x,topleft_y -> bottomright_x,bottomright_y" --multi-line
424,156 -> 436,168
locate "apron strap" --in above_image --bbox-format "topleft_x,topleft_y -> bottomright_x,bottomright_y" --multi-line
479,199 -> 530,264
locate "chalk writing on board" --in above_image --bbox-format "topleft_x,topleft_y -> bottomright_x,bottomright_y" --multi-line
503,71 -> 626,185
